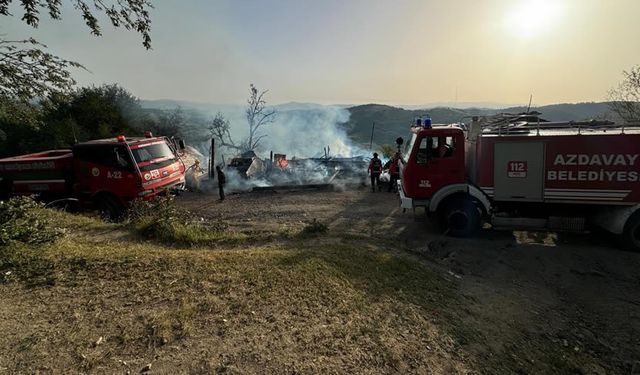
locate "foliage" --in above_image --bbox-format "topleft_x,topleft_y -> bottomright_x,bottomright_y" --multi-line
0,0 -> 152,48
0,83 -> 192,158
0,196 -> 65,247
0,39 -> 84,100
0,0 -> 153,100
608,65 -> 640,122
138,107 -> 185,138
128,197 -> 241,245
43,84 -> 141,138
0,96 -> 44,156
0,84 -> 143,157
299,218 -> 328,237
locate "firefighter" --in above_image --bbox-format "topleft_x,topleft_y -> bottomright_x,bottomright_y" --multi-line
216,165 -> 226,201
368,152 -> 383,192
186,159 -> 204,191
387,153 -> 400,192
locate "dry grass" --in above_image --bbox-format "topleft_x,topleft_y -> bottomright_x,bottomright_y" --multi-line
0,209 -> 474,374
1,201 -> 621,374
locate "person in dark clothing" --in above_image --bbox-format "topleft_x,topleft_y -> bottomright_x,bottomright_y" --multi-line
387,154 -> 400,192
368,152 -> 383,192
216,165 -> 226,200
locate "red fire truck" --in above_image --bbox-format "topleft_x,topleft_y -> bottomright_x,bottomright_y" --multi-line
0,133 -> 186,218
398,115 -> 640,251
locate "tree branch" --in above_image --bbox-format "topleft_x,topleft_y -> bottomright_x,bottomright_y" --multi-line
0,38 -> 86,100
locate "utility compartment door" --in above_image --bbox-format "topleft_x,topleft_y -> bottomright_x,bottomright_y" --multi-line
493,142 -> 544,201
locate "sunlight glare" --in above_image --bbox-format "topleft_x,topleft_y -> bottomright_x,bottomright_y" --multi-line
505,0 -> 565,39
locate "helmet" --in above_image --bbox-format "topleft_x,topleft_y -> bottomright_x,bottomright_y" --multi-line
373,152 -> 378,157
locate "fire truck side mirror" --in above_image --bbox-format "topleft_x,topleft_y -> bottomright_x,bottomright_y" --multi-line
178,139 -> 186,150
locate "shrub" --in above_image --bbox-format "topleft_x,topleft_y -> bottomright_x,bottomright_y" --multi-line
128,197 -> 235,245
299,218 -> 328,237
0,196 -> 65,247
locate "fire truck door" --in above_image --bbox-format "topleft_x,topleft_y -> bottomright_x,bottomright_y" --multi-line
413,135 -> 463,196
494,142 -> 545,201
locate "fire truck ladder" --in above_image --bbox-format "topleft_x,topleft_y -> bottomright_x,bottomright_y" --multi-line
479,112 -> 640,135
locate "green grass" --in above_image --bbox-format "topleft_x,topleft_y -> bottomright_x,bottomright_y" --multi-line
133,217 -> 249,245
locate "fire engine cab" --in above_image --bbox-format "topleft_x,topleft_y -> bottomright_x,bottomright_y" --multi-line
0,133 -> 186,219
398,115 -> 640,251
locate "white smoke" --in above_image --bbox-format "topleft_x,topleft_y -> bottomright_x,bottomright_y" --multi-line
180,103 -> 371,192
260,104 -> 366,158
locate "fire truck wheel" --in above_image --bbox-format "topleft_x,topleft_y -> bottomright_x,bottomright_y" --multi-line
439,197 -> 480,238
621,211 -> 640,252
0,180 -> 12,200
95,194 -> 124,221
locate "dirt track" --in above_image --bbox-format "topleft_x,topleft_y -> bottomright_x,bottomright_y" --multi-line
179,187 -> 640,373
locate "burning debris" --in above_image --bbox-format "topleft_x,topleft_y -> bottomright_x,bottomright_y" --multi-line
187,100 -> 371,194
225,148 -> 368,188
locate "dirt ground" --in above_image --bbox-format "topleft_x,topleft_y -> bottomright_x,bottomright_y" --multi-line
179,186 -> 640,373
1,186 -> 639,374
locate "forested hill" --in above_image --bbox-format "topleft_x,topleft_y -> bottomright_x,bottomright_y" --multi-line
344,102 -> 614,148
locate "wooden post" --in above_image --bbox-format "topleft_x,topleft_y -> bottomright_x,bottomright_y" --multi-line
369,122 -> 375,149
210,138 -> 215,179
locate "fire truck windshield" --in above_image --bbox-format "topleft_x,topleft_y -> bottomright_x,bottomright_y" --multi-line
131,142 -> 177,171
404,133 -> 418,162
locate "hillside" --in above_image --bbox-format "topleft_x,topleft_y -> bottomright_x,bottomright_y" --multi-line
345,102 -> 614,148
136,99 -> 617,153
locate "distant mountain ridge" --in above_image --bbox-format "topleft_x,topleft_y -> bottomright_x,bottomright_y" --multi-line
139,99 -> 615,149
344,102 -> 614,148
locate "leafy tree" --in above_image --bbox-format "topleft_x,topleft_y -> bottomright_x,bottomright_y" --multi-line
0,0 -> 153,100
42,84 -> 141,142
608,65 -> 640,122
0,96 -> 44,157
139,107 -> 185,138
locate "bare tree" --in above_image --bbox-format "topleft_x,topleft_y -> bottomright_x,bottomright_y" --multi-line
0,0 -> 153,100
208,112 -> 241,151
207,85 -> 276,154
608,65 -> 640,123
245,84 -> 275,151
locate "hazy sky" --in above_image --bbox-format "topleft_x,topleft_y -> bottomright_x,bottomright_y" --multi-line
2,0 -> 640,105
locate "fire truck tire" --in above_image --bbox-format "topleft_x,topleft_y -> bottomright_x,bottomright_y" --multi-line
439,197 -> 480,238
95,194 -> 124,221
0,179 -> 11,200
621,211 -> 640,252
